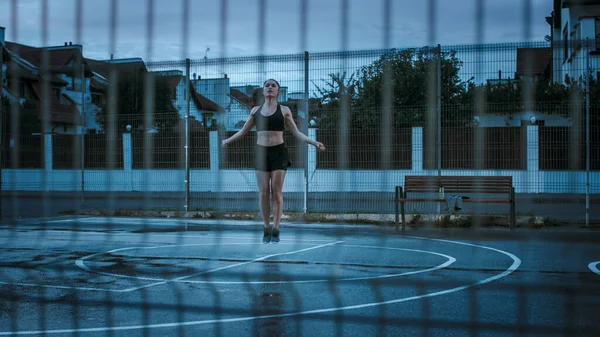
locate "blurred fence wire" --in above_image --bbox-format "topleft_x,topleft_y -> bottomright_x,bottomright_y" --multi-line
0,0 -> 599,336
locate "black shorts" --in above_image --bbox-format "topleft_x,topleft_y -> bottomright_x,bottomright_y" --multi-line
255,143 -> 292,172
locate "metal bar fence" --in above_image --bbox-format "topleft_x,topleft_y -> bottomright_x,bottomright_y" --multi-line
1,1 -> 600,336
0,41 -> 599,219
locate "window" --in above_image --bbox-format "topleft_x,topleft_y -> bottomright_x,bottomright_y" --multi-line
563,23 -> 569,62
575,23 -> 581,51
19,82 -> 25,97
596,18 -> 600,51
91,93 -> 103,105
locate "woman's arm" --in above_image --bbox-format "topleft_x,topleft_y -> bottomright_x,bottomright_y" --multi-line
222,107 -> 257,147
282,105 -> 326,151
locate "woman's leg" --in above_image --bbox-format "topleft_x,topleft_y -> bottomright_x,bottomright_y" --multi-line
270,169 -> 287,230
255,170 -> 272,228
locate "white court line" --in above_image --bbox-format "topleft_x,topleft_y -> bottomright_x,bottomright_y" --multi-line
2,242 -> 332,293
74,242 -> 337,284
2,242 -> 453,291
588,261 -> 600,275
0,229 -> 335,242
0,235 -> 521,336
162,246 -> 455,285
0,280 -> 120,292
122,241 -> 345,292
75,242 -> 344,290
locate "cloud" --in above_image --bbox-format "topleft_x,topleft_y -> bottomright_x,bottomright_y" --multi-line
2,0 -> 555,61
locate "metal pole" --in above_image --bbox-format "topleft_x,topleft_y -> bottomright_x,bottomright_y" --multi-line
80,54 -> 85,208
185,58 -> 191,212
304,51 -> 309,215
437,44 -> 442,176
0,37 -> 4,221
585,39 -> 590,227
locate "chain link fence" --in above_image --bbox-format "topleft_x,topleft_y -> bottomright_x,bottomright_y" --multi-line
0,0 -> 599,336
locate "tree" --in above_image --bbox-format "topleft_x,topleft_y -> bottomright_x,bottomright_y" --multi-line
461,70 -> 599,117
95,70 -> 180,132
314,47 -> 600,130
311,71 -> 356,129
314,48 -> 471,129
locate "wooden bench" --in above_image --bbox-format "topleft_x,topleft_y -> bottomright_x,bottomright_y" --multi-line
395,175 -> 516,230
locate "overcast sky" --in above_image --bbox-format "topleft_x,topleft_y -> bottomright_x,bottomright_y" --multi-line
1,0 -> 553,61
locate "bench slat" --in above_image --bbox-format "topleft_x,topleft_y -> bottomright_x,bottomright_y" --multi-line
405,181 -> 513,184
406,175 -> 511,179
406,177 -> 512,183
406,184 -> 512,186
398,198 -> 511,203
404,176 -> 513,194
405,189 -> 511,194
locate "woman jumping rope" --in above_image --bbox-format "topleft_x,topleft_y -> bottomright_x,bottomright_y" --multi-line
221,79 -> 326,243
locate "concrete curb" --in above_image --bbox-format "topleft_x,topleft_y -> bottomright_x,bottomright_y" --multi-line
68,209 -> 599,229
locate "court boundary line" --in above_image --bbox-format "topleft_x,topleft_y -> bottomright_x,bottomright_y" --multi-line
0,234 -> 521,336
118,240 -> 345,292
76,244 -> 456,285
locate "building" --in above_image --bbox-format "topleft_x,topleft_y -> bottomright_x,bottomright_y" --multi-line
547,0 -> 600,83
515,47 -> 552,81
1,27 -> 226,135
2,29 -> 84,134
83,57 -> 148,133
227,88 -> 254,130
154,70 -> 224,129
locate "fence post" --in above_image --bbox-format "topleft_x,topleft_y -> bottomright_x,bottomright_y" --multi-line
123,132 -> 132,191
208,131 -> 221,173
585,38 -> 590,227
412,127 -> 423,172
308,127 -> 317,187
526,124 -> 539,194
185,58 -> 191,212
304,51 -> 309,214
395,186 -> 399,230
0,35 -> 3,219
44,133 -> 53,191
80,56 -> 86,206
437,44 -> 442,178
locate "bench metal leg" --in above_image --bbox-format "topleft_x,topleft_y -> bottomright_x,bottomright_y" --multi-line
400,187 -> 406,232
509,187 -> 516,228
395,186 -> 400,230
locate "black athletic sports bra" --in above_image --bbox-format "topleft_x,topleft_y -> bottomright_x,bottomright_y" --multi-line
253,104 -> 285,132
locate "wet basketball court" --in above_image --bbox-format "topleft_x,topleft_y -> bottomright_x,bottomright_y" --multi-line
1,216 -> 599,337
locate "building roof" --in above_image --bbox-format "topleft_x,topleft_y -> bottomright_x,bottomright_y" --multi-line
85,58 -> 147,79
4,41 -> 83,125
190,82 -> 225,113
161,75 -> 225,113
283,98 -> 322,113
4,60 -> 69,85
89,78 -> 106,91
29,81 -> 81,124
5,42 -> 88,76
163,75 -> 184,92
229,88 -> 253,108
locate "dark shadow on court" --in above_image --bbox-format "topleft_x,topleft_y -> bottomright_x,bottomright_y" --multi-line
252,260 -> 285,337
